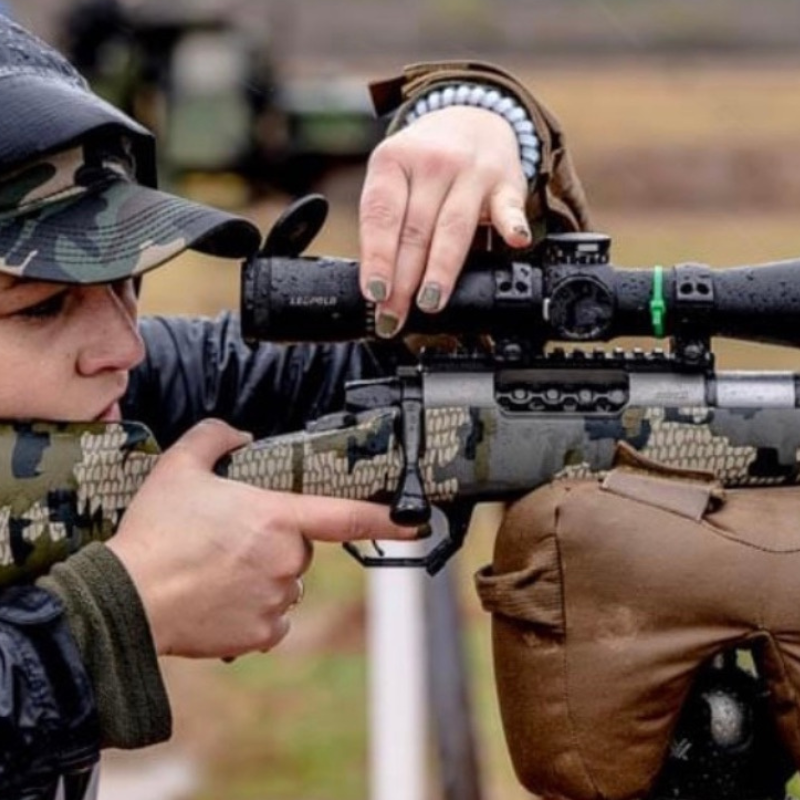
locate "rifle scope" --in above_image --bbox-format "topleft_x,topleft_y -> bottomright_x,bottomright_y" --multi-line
241,232 -> 800,350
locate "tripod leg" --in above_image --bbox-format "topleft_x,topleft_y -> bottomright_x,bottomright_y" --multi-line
649,649 -> 795,800
425,560 -> 484,800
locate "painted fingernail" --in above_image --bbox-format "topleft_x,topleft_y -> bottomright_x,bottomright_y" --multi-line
376,311 -> 400,338
513,223 -> 532,241
417,282 -> 442,312
366,278 -> 388,303
415,523 -> 433,540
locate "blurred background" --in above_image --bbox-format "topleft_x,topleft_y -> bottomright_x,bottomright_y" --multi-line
6,1 -> 800,798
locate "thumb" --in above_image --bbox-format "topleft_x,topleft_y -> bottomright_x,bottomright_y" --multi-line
489,181 -> 532,249
165,418 -> 254,471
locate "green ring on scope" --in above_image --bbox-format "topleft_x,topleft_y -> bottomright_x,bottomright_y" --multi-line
650,265 -> 666,338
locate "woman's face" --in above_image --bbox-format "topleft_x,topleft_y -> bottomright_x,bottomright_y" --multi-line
0,276 -> 145,421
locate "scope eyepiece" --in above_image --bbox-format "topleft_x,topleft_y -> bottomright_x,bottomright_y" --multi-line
241,254 -> 373,344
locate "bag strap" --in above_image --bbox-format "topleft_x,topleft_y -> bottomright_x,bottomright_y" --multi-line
601,442 -> 725,521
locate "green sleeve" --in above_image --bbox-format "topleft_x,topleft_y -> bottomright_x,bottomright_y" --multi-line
37,542 -> 172,749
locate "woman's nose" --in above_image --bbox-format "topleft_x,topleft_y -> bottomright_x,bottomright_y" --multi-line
76,284 -> 145,376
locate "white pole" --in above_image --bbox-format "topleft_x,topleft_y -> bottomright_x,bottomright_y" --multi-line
367,541 -> 428,800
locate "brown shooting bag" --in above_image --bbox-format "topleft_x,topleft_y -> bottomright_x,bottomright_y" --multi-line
475,445 -> 800,800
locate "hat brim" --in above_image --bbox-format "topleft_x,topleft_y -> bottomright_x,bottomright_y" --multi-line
0,177 -> 262,284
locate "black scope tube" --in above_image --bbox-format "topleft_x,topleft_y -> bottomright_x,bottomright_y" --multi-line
241,253 -> 545,343
668,259 -> 800,348
241,252 -> 800,349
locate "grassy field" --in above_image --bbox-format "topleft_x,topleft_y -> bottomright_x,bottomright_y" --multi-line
132,59 -> 800,800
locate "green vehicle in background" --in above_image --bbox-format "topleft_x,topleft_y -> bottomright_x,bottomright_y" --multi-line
60,0 -> 385,198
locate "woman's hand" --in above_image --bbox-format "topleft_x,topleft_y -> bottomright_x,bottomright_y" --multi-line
359,105 -> 530,336
107,419 -> 416,660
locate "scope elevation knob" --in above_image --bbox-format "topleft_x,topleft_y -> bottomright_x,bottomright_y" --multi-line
545,232 -> 611,266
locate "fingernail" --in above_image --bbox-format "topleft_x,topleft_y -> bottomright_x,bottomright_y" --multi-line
366,278 -> 388,303
417,282 -> 442,312
513,223 -> 532,241
415,523 -> 433,540
376,311 -> 400,338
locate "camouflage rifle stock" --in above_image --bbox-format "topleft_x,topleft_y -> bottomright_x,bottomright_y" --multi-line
4,362 -> 800,582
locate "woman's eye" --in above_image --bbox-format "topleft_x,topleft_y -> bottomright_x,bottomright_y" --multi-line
17,293 -> 67,320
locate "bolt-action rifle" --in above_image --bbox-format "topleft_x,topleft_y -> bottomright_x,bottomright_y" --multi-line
3,198 -> 800,585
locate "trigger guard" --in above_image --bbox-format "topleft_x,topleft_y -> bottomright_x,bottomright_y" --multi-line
342,505 -> 472,575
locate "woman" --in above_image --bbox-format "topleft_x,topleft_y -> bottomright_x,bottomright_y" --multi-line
0,14 -> 588,799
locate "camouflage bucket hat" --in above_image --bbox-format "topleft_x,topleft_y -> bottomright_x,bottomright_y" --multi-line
0,138 -> 262,283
